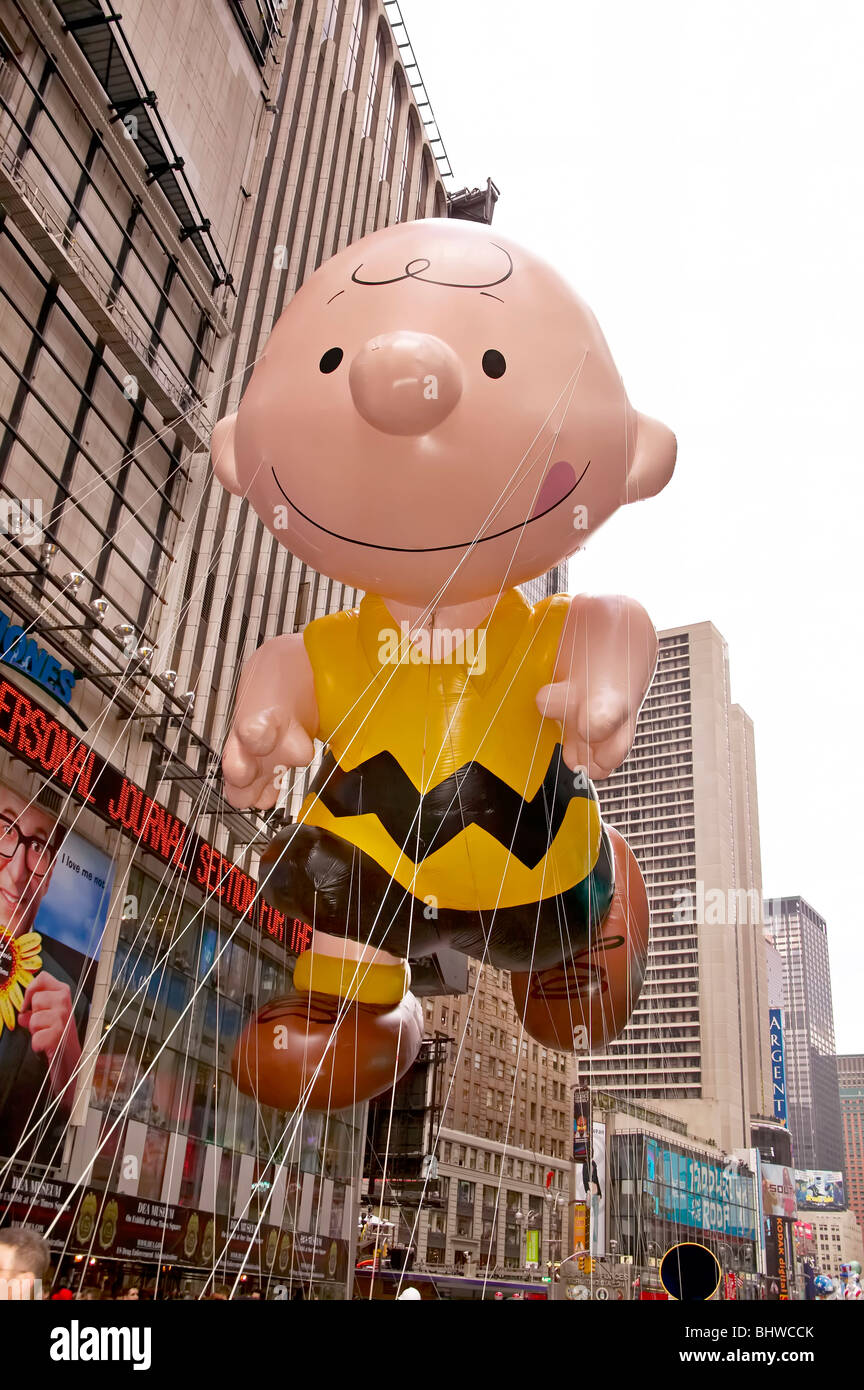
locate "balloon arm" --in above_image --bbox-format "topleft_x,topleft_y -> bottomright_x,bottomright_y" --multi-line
536,594 -> 658,779
221,633 -> 319,809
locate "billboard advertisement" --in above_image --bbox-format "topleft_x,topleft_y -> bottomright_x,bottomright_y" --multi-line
0,675 -> 310,951
764,1215 -> 791,1299
573,1088 -> 590,1162
573,1201 -> 589,1256
768,1007 -> 787,1126
0,778 -> 115,1164
760,1163 -> 798,1219
525,1227 -> 540,1267
644,1140 -> 757,1240
795,1170 -> 846,1211
573,1120 -> 606,1255
591,1120 -> 607,1257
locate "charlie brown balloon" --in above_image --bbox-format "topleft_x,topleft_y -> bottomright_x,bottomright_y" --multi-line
212,218 -> 676,1111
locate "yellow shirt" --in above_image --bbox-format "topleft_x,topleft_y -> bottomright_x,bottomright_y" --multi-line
300,589 -> 601,913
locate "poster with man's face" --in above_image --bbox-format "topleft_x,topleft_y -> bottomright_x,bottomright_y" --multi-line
0,779 -> 115,1166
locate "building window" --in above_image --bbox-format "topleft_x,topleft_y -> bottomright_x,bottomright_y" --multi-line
321,0 -> 339,41
91,1116 -> 128,1188
380,75 -> 400,179
457,1179 -> 475,1210
179,1137 -> 207,1207
228,0 -> 282,66
362,31 -> 385,139
396,114 -> 417,221
137,1126 -> 169,1200
343,0 -> 365,90
415,152 -> 431,218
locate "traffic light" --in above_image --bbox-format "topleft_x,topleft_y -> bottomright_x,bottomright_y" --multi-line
545,1261 -> 561,1283
577,1255 -> 595,1274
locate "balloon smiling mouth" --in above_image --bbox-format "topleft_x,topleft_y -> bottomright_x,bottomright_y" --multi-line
270,459 -> 588,554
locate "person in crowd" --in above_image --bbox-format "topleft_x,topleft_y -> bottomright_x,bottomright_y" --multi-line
0,1225 -> 50,1299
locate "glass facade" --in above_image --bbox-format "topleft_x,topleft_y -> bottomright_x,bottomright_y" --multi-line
610,1133 -> 759,1276
85,866 -> 363,1294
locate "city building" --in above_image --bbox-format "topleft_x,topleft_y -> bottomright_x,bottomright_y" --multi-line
363,618 -> 782,1280
361,965 -> 575,1276
518,561 -> 569,606
602,1092 -> 763,1298
0,0 -> 472,1297
581,622 -> 773,1153
805,1207 -> 864,1286
764,897 -> 845,1172
837,1054 -> 864,1238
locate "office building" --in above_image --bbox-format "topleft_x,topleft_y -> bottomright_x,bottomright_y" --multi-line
519,561 -> 569,606
602,1093 -> 762,1295
764,897 -> 844,1172
806,1207 -> 864,1285
837,1054 -> 864,1237
581,622 -> 773,1153
361,963 -> 575,1274
0,0 -> 469,1297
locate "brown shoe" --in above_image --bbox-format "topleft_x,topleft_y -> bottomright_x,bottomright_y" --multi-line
510,825 -> 649,1050
232,989 -> 423,1112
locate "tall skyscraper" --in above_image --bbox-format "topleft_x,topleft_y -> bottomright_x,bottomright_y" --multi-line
837,1055 -> 864,1238
764,898 -> 844,1172
581,621 -> 772,1153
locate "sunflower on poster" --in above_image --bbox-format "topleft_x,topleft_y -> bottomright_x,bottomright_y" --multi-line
0,929 -> 42,1033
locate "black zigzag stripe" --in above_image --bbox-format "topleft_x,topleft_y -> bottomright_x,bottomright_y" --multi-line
309,743 -> 596,870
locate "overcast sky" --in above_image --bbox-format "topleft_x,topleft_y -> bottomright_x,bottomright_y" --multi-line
402,0 -> 864,1052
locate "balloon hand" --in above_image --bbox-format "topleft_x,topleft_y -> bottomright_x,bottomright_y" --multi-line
536,680 -> 637,781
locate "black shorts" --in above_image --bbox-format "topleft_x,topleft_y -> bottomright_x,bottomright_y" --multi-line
257,822 -> 614,973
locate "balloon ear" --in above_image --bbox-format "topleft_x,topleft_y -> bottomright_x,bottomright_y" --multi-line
211,412 -> 242,495
625,412 -> 677,502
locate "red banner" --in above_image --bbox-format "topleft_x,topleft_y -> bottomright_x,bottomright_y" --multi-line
0,676 -> 312,952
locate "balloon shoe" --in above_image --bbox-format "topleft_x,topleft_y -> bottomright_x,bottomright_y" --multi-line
510,825 -> 650,1051
231,986 -> 424,1112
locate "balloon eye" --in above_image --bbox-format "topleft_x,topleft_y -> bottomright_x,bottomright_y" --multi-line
319,347 -> 343,373
482,349 -> 506,379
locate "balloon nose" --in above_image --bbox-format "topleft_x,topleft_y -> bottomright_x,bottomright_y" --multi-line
348,331 -> 462,436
